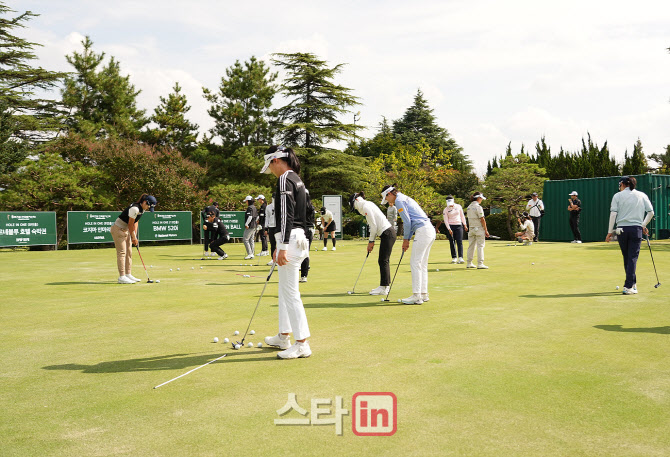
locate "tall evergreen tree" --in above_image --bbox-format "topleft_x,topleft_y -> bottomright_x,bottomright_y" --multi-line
61,36 -> 147,139
622,139 -> 648,175
145,82 -> 199,152
649,144 -> 670,174
0,3 -> 67,172
271,52 -> 362,150
392,89 -> 471,172
203,56 -> 277,149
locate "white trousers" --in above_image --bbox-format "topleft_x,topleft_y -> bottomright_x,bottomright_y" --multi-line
410,225 -> 436,294
276,229 -> 310,340
467,227 -> 486,264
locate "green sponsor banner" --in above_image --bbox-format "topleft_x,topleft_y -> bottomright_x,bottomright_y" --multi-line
0,211 -> 57,247
67,211 -> 116,244
200,211 -> 245,240
67,211 -> 192,245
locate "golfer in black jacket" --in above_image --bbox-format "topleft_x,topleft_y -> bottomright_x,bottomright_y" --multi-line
205,208 -> 230,260
261,145 -> 311,359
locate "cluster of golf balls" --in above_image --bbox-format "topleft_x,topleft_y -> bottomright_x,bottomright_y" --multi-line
243,274 -> 250,278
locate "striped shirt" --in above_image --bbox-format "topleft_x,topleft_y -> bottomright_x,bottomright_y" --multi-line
274,170 -> 307,248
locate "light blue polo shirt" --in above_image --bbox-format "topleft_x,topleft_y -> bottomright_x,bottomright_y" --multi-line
610,188 -> 653,227
394,192 -> 430,239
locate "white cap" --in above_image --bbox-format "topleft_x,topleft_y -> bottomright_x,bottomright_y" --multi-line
380,186 -> 395,205
446,198 -> 455,206
260,148 -> 289,174
473,192 -> 486,200
243,195 -> 254,202
256,194 -> 265,200
569,191 -> 578,196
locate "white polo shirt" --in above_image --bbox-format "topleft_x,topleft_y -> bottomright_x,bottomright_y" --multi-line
610,188 -> 653,227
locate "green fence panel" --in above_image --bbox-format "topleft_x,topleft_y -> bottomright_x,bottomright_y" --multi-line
199,211 -> 245,241
138,211 -> 192,242
67,211 -> 117,244
0,211 -> 57,247
541,174 -> 670,242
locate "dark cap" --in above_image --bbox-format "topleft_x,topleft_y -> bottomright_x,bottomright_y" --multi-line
531,192 -> 538,197
144,195 -> 158,212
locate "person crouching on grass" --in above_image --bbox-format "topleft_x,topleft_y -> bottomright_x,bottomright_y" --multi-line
380,184 -> 435,305
110,194 -> 157,284
204,208 -> 231,259
515,212 -> 535,245
261,145 -> 312,359
605,176 -> 654,295
350,191 -> 397,295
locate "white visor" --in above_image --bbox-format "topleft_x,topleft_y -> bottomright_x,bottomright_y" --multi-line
260,150 -> 289,174
380,186 -> 395,205
475,193 -> 486,200
446,199 -> 455,206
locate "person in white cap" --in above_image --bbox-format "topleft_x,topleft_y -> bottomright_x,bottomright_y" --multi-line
435,195 -> 467,263
380,183 -> 435,304
350,191 -> 396,295
256,195 -> 268,256
605,176 -> 654,295
242,195 -> 257,259
465,192 -> 489,269
525,192 -> 544,242
261,145 -> 312,359
567,191 -> 582,243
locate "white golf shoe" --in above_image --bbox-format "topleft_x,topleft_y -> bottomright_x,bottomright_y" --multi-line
244,254 -> 254,260
125,274 -> 142,283
322,247 -> 327,251
451,258 -> 458,264
466,262 -> 476,269
369,286 -> 390,295
421,293 -> 429,302
332,247 -> 336,251
401,294 -> 423,305
265,334 -> 291,349
299,276 -> 308,283
277,341 -> 311,359
218,253 -> 228,260
477,264 -> 489,269
622,286 -> 638,295
457,257 -> 465,264
266,260 -> 274,266
118,275 -> 134,284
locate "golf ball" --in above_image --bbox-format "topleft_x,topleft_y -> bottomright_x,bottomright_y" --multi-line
436,269 -> 440,272
234,344 -> 241,350
169,269 -> 172,271
258,342 -> 263,348
347,291 -> 352,295
213,337 -> 219,343
616,286 -> 620,290
200,267 -> 203,269
398,299 -> 402,303
223,338 -> 229,343
150,265 -> 153,268
247,342 -> 253,348
250,330 -> 255,335
191,267 -> 194,270
155,280 -> 160,283
381,298 -> 385,302
177,268 -> 180,271
234,330 -> 239,335
532,263 -> 535,265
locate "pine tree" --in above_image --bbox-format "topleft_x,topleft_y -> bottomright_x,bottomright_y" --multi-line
392,89 -> 471,172
0,3 -> 66,172
145,82 -> 199,152
271,52 -> 362,150
622,139 -> 648,175
203,56 -> 277,149
62,36 -> 147,139
649,144 -> 670,174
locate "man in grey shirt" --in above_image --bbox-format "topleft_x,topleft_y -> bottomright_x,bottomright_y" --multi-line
387,202 -> 398,235
243,195 -> 257,259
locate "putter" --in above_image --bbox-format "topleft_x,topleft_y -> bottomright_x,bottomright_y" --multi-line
201,247 -> 206,260
488,235 -> 501,240
645,234 -> 661,288
348,251 -> 370,294
383,250 -> 405,302
448,232 -> 457,259
233,261 -> 277,349
135,245 -> 154,283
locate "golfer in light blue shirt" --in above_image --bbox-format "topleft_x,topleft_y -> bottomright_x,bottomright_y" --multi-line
605,176 -> 654,295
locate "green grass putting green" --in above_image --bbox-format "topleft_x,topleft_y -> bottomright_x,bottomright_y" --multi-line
1,239 -> 669,456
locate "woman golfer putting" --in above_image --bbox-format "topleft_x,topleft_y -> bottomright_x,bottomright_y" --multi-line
110,194 -> 157,284
261,146 -> 312,359
350,191 -> 396,295
380,184 -> 435,304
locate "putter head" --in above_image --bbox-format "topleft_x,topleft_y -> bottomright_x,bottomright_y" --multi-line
655,283 -> 661,288
147,280 -> 154,283
232,340 -> 242,349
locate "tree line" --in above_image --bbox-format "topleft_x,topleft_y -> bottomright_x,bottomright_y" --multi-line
1,3 -> 668,242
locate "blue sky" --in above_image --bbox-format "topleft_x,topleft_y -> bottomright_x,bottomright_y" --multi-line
15,0 -> 670,174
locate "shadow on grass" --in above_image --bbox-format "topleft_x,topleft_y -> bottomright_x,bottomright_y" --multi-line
46,281 -> 112,285
271,301 -> 407,309
593,325 -> 670,334
520,292 -> 621,298
582,242 -> 670,252
42,350 -> 281,373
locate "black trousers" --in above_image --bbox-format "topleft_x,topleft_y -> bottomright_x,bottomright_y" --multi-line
447,224 -> 464,258
268,227 -> 277,259
531,216 -> 541,242
569,214 -> 581,241
378,227 -> 397,286
618,226 -> 642,289
203,230 -> 218,251
259,227 -> 268,252
210,236 -> 229,257
300,228 -> 314,277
